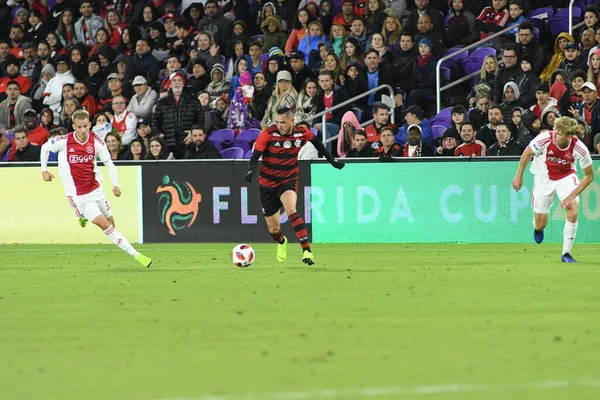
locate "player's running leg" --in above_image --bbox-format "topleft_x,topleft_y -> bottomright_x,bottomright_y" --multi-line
91,215 -> 152,267
561,202 -> 579,263
533,212 -> 548,244
281,190 -> 314,265
265,211 -> 287,262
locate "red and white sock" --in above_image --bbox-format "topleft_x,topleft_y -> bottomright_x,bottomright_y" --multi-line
104,226 -> 138,257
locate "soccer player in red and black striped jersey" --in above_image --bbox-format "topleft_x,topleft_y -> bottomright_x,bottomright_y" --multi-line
244,108 -> 345,265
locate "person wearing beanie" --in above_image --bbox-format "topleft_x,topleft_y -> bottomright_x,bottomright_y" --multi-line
515,49 -> 541,108
405,38 -> 437,111
414,15 -> 444,58
0,57 -> 32,100
519,109 -> 541,144
333,0 -> 356,34
436,127 -> 461,156
83,54 -> 104,99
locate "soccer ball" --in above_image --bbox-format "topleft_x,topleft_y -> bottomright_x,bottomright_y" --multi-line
232,244 -> 255,267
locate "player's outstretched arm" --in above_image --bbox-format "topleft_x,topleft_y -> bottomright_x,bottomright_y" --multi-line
40,142 -> 55,181
245,150 -> 263,182
97,141 -> 121,192
309,136 -> 345,170
512,146 -> 534,191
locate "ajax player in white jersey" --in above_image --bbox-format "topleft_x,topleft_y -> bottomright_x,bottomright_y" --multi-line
40,110 -> 152,268
512,116 -> 594,262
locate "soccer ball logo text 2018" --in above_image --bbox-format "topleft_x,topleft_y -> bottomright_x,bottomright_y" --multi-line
156,175 -> 202,235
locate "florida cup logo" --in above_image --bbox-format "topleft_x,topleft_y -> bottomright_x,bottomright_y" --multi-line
156,175 -> 202,235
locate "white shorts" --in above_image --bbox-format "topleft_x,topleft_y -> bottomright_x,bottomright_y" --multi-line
532,173 -> 580,214
67,187 -> 113,221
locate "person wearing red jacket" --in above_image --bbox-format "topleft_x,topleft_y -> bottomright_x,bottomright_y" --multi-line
7,109 -> 48,161
332,0 -> 355,34
476,0 -> 509,40
0,58 -> 33,99
74,81 -> 97,118
455,122 -> 487,156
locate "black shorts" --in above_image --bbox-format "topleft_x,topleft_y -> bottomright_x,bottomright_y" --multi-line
259,180 -> 298,217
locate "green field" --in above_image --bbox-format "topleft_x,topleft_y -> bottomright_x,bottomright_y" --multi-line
1,243 -> 600,400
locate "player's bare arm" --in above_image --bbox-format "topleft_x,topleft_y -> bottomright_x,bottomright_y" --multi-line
512,146 -> 534,191
41,171 -> 55,181
560,165 -> 594,209
113,186 -> 121,197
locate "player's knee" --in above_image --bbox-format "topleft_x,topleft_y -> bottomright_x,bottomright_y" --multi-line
566,209 -> 578,223
92,215 -> 111,230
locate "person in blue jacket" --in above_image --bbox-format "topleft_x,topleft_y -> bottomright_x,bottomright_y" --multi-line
394,105 -> 434,152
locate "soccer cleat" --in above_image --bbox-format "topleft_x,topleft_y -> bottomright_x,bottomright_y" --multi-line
561,253 -> 576,263
533,229 -> 544,244
277,236 -> 287,263
78,216 -> 88,228
302,250 -> 315,266
135,253 -> 152,268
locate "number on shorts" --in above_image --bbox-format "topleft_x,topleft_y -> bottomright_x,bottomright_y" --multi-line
105,200 -> 111,211
572,176 -> 579,186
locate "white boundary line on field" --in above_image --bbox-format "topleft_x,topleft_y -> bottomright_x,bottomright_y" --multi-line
146,378 -> 600,400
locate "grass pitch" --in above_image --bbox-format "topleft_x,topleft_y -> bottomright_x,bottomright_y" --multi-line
1,243 -> 600,400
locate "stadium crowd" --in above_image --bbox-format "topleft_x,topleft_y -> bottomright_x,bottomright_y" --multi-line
0,0 -> 597,161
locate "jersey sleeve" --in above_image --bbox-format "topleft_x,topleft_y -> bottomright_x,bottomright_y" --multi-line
575,141 -> 593,169
303,126 -> 314,141
94,135 -> 111,163
45,135 -> 68,152
528,131 -> 551,155
253,130 -> 270,152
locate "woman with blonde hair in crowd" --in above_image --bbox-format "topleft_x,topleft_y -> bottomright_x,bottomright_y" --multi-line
467,55 -> 498,106
59,97 -> 80,132
261,70 -> 298,128
105,132 -> 130,160
329,23 -> 347,57
588,48 -> 600,94
382,14 -> 402,55
323,53 -> 343,84
105,10 -> 126,48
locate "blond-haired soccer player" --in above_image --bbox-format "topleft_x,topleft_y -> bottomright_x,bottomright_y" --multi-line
512,116 -> 594,262
40,110 -> 152,267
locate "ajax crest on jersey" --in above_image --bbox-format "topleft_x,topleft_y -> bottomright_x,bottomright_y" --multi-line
232,244 -> 255,268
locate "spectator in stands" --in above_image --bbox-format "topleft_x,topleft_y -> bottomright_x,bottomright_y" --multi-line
110,94 -> 137,145
475,0 -> 508,41
314,69 -> 350,147
289,50 -> 313,92
549,71 -> 570,106
514,22 -> 544,75
558,42 -> 586,74
147,135 -> 175,160
487,121 -> 522,156
356,49 -> 401,116
261,70 -> 298,128
295,77 -> 318,123
577,119 -> 594,151
500,82 -> 522,122
478,104 -> 503,148
450,105 -> 468,131
382,15 -> 402,56
437,128 -> 461,156
346,130 -> 374,157
336,110 -> 362,157
9,24 -> 25,58
514,51 -> 540,108
399,124 -> 434,157
365,102 -> 392,145
519,109 -> 540,146
509,107 -> 527,145
575,82 -> 600,138
469,91 -> 490,130
0,40 -> 11,76
395,105 -> 433,150
206,63 -> 229,103
580,28 -> 595,62
43,55 -> 75,123
195,92 -> 213,133
340,62 -> 360,102
31,63 -> 54,111
152,70 -> 203,158
20,43 -> 38,84
183,124 -> 222,159
340,37 -> 363,70
393,34 -> 418,91
414,15 -> 443,58
583,5 -> 599,31
12,125 -> 41,161
333,0 -> 355,35
228,55 -> 252,98
59,97 -> 78,131
405,38 -> 436,111
132,38 -> 161,83
128,137 -> 146,161
365,0 -> 387,35
330,24 -> 346,57
373,126 -> 401,159
104,132 -> 130,160
35,40 -> 52,75
348,17 -> 368,52
541,106 -> 561,131
197,0 -> 232,49
540,32 -> 574,84
40,108 -> 56,132
0,81 -> 31,131
588,49 -> 600,92
493,45 -> 519,104
248,72 -> 269,122
561,70 -> 586,117
186,59 -> 210,95
455,122 -> 486,156
225,21 -> 249,60
369,34 -> 393,65
405,0 -> 444,38
504,0 -> 526,38
299,21 -> 328,69
530,83 -> 556,120
126,76 -> 157,122
82,55 -> 103,99
189,32 -> 222,73
73,81 -> 96,118
135,118 -> 152,151
6,108 -> 49,161
99,73 -> 129,111
173,19 -> 199,65
286,8 -> 313,55
446,0 -> 479,48
75,0 -> 104,48
0,58 -> 32,100
261,16 -> 288,55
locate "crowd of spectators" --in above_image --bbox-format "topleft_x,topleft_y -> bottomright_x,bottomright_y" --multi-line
0,0 -> 597,162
